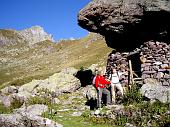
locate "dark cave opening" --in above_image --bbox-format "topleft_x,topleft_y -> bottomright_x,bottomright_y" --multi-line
127,52 -> 142,78
75,69 -> 94,87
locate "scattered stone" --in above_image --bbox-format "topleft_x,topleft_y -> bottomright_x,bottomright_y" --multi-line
12,91 -> 32,102
0,86 -> 18,95
1,95 -> 13,107
150,99 -> 156,105
106,111 -> 116,119
57,109 -> 70,112
165,111 -> 170,115
94,109 -> 101,115
0,104 -> 62,127
124,123 -> 136,127
71,111 -> 82,117
14,104 -> 48,116
52,98 -> 60,104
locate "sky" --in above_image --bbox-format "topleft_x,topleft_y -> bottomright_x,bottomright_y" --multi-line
0,0 -> 91,41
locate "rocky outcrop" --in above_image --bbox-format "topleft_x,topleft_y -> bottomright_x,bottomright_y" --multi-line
0,67 -> 80,107
18,67 -> 80,95
140,83 -> 170,103
0,26 -> 54,46
18,26 -> 54,45
0,104 -> 63,127
0,29 -> 25,45
78,0 -> 170,51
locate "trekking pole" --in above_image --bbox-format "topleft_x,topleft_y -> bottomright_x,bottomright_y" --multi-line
128,60 -> 134,85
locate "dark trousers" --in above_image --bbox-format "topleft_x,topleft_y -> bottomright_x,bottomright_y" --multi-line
97,88 -> 111,108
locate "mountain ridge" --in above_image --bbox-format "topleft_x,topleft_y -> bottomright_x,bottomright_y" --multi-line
0,26 -> 54,46
0,26 -> 112,88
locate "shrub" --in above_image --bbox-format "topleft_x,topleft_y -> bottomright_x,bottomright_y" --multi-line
122,83 -> 143,105
27,95 -> 52,106
79,66 -> 84,71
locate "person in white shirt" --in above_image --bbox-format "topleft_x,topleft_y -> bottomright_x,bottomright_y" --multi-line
109,68 -> 124,103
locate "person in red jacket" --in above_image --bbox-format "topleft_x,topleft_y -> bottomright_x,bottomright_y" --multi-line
95,70 -> 111,108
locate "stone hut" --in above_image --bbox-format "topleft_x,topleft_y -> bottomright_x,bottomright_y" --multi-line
77,0 -> 170,86
106,41 -> 170,86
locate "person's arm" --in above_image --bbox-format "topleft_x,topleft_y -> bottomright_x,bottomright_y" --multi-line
105,79 -> 111,85
102,77 -> 110,85
118,72 -> 123,77
108,73 -> 112,81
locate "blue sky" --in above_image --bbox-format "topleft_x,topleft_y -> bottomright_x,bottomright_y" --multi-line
0,0 -> 91,41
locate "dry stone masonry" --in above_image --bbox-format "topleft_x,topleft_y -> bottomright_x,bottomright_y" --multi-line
106,41 -> 170,86
141,41 -> 170,86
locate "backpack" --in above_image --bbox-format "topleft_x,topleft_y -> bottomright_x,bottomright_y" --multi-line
109,72 -> 119,80
92,76 -> 96,84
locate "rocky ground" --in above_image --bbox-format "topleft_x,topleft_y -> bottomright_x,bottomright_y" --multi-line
1,0 -> 170,126
0,67 -> 170,127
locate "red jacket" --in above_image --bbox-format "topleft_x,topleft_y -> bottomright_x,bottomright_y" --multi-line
95,75 -> 110,89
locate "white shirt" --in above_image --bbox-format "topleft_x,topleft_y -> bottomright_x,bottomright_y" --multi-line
110,72 -> 123,84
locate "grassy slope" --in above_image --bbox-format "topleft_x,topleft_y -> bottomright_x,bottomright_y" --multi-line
0,31 -> 112,88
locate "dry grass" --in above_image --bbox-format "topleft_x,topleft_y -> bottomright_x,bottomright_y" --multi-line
0,32 -> 112,87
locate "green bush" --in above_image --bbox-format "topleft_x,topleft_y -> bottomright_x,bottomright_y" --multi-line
79,66 -> 84,71
27,95 -> 52,106
122,83 -> 143,105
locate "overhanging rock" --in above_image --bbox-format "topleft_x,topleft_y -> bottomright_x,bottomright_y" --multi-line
78,0 -> 170,51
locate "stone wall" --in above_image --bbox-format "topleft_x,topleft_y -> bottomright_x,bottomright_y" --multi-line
141,41 -> 170,86
106,51 -> 129,86
106,41 -> 170,86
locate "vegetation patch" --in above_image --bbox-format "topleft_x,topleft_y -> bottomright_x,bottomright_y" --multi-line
0,99 -> 24,114
85,83 -> 170,127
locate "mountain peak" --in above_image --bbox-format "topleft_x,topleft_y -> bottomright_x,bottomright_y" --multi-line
18,25 -> 54,45
0,26 -> 54,46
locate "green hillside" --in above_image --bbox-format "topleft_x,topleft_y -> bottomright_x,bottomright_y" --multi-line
0,31 -> 112,88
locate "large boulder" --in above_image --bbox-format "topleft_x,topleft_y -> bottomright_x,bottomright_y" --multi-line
0,92 -> 28,108
0,95 -> 13,108
78,0 -> 170,51
18,67 -> 80,95
14,104 -> 48,116
18,80 -> 42,93
44,71 -> 80,93
0,104 -> 63,127
140,83 -> 170,103
81,85 -> 97,100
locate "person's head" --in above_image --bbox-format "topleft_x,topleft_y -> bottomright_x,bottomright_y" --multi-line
94,67 -> 99,75
97,70 -> 104,76
112,68 -> 117,73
